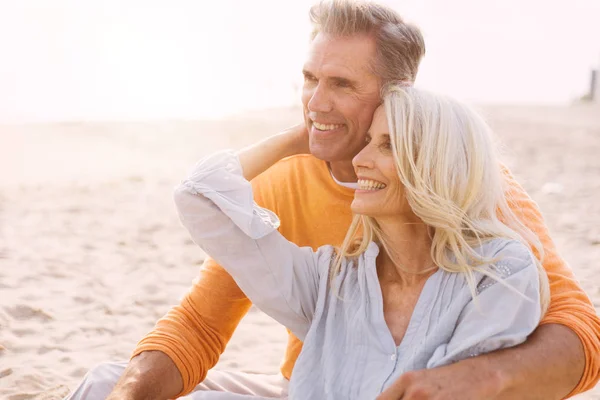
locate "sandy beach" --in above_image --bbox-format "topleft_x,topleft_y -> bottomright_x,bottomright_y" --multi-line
0,104 -> 599,399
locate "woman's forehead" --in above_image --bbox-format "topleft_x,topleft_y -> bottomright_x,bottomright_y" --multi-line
369,106 -> 388,132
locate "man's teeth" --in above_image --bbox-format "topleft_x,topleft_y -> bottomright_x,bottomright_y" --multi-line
313,122 -> 343,131
358,179 -> 387,190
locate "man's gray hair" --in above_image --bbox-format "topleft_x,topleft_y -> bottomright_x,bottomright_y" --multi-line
309,0 -> 425,84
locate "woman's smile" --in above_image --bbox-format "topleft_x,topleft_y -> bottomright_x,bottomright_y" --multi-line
356,178 -> 387,193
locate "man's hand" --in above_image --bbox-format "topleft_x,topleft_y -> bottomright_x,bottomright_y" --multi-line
106,351 -> 183,400
376,360 -> 504,400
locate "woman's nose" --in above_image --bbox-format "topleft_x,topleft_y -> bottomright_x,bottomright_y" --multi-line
352,145 -> 374,170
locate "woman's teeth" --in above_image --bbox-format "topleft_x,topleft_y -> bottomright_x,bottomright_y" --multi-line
313,122 -> 343,131
358,179 -> 387,191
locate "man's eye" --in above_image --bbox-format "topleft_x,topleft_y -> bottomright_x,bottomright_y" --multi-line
304,75 -> 316,82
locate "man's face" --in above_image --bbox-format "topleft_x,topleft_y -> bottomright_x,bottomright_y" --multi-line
301,33 -> 382,163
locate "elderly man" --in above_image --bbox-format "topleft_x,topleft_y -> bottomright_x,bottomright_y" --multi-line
68,0 -> 600,399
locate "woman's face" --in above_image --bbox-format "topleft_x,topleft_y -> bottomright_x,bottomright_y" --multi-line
351,106 -> 411,219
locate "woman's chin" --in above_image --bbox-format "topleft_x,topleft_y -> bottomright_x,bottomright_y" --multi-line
350,201 -> 375,217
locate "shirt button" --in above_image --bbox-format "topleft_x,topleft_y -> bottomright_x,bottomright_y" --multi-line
390,354 -> 397,361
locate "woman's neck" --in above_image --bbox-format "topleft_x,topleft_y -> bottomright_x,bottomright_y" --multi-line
375,216 -> 436,287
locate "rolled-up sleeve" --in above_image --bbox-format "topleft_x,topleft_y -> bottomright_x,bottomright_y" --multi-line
503,166 -> 600,396
132,256 -> 252,396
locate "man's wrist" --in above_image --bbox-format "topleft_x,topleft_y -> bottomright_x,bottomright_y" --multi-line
106,351 -> 183,400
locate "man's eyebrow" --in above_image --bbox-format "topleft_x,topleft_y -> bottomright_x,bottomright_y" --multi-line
302,69 -> 356,86
331,76 -> 355,87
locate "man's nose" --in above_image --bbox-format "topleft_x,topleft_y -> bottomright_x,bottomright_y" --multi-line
307,83 -> 333,113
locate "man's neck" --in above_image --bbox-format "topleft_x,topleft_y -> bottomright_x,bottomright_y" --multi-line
328,160 -> 357,183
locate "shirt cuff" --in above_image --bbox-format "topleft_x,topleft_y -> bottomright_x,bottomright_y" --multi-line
539,311 -> 600,397
179,150 -> 280,239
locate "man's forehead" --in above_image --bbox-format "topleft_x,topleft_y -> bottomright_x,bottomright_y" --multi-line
303,33 -> 377,77
303,56 -> 358,78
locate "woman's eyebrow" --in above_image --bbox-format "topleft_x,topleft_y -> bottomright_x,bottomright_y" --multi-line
371,132 -> 390,141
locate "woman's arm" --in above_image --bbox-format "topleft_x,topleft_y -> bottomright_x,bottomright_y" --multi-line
173,130 -> 324,341
104,127 -> 310,400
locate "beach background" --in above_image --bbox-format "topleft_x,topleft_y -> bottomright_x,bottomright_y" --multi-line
1,0 -> 599,399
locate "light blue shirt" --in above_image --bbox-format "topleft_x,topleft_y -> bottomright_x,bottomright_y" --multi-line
174,151 -> 542,400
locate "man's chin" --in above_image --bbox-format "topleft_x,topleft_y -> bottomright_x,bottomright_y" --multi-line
309,144 -> 352,163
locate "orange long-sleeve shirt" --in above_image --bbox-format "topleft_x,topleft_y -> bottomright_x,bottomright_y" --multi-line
133,155 -> 600,398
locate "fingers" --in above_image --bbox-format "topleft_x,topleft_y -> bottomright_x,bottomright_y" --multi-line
376,372 -> 408,400
376,371 -> 438,400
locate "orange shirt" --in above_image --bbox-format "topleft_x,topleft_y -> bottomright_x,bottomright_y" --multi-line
133,155 -> 600,398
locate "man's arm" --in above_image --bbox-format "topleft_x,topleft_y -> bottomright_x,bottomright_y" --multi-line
500,166 -> 599,396
107,258 -> 252,399
491,323 -> 585,399
377,324 -> 584,400
106,351 -> 183,400
105,127 -> 309,400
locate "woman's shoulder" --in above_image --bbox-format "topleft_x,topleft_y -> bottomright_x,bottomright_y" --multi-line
314,241 -> 379,262
478,238 -> 535,269
315,244 -> 336,260
312,242 -> 378,280
473,238 -> 539,290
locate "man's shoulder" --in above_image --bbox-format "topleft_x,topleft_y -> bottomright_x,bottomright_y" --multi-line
251,154 -> 330,202
274,154 -> 325,172
255,154 -> 327,182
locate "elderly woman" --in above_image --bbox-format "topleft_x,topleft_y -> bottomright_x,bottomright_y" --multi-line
174,85 -> 549,399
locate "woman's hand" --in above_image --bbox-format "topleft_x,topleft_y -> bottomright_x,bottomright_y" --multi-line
281,123 -> 310,157
237,123 -> 310,181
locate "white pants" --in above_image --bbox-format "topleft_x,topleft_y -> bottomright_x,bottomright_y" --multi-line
65,361 -> 289,400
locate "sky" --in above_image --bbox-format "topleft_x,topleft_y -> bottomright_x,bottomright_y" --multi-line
0,0 -> 599,122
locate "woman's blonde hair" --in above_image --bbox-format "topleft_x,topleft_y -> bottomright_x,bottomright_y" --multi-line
332,85 -> 550,313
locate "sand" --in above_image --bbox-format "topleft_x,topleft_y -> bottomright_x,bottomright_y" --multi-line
0,104 -> 598,399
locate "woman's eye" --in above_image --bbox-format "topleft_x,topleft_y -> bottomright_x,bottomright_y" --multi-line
379,141 -> 392,151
